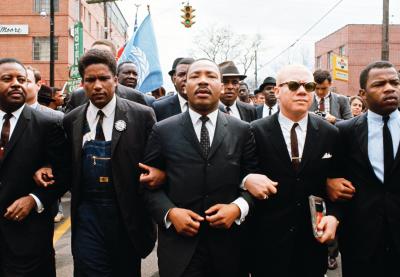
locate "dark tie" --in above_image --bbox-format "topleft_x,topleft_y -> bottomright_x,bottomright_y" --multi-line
95,110 -> 105,141
290,123 -> 300,171
0,113 -> 12,159
319,97 -> 325,112
199,116 -> 210,159
383,115 -> 394,181
225,106 -> 231,115
269,107 -> 272,116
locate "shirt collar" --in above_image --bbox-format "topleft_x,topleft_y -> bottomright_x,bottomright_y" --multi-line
315,92 -> 331,102
278,111 -> 308,131
0,104 -> 25,120
368,109 -> 400,123
177,93 -> 187,110
29,102 -> 39,109
220,100 -> 237,108
88,94 -> 116,119
188,107 -> 219,127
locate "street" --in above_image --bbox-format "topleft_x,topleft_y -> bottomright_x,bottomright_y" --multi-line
54,194 -> 341,277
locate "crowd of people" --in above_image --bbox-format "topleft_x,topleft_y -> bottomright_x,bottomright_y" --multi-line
0,38 -> 399,277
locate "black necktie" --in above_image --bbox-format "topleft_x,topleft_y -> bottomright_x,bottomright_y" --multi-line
0,113 -> 12,159
319,97 -> 325,112
269,107 -> 272,116
226,106 -> 231,114
383,115 -> 394,181
291,123 -> 300,171
200,116 -> 210,158
95,110 -> 105,141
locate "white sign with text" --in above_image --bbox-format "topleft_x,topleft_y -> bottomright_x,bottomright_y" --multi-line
0,25 -> 29,35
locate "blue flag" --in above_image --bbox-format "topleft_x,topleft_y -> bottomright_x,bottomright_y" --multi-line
119,14 -> 163,93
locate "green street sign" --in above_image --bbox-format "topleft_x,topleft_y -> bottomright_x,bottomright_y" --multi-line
73,21 -> 83,66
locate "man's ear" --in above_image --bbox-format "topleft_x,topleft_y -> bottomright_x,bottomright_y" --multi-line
359,89 -> 366,100
274,86 -> 280,99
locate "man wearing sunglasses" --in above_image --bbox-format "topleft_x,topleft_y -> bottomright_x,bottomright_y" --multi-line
244,64 -> 340,277
310,69 -> 352,124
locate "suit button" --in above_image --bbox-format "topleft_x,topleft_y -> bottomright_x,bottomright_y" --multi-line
205,195 -> 209,198
296,202 -> 301,207
289,227 -> 295,232
207,163 -> 211,166
296,178 -> 300,181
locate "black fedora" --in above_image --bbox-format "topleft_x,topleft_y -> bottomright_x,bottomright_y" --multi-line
168,57 -> 184,77
218,61 -> 247,80
259,76 -> 276,91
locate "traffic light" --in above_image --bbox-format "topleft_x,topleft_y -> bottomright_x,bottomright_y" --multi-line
181,5 -> 195,28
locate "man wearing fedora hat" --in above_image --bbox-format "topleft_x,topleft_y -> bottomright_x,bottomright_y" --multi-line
152,58 -> 195,121
219,61 -> 257,122
256,76 -> 279,119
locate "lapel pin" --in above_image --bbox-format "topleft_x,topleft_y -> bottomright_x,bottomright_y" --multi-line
114,120 -> 127,132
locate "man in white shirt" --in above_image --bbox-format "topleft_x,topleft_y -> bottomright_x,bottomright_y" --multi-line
245,64 -> 339,277
142,58 -> 258,277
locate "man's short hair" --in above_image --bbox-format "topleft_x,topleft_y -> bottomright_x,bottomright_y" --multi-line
78,49 -> 117,78
240,81 -> 249,89
359,61 -> 395,90
313,69 -> 332,84
25,66 -> 41,83
186,58 -> 222,78
0,58 -> 26,73
176,57 -> 195,67
117,61 -> 136,75
91,39 -> 117,57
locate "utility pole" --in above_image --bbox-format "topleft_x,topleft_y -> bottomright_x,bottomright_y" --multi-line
103,2 -> 108,38
49,0 -> 55,87
382,0 -> 389,60
254,49 -> 258,88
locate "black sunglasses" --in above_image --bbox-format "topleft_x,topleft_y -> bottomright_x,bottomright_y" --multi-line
278,81 -> 316,92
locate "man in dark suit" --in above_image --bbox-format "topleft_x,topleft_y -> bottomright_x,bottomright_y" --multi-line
309,69 -> 352,123
143,58 -> 258,277
256,76 -> 279,119
327,61 -> 400,277
218,61 -> 256,122
152,58 -> 194,121
245,64 -> 339,277
63,49 -> 156,275
0,58 -> 69,276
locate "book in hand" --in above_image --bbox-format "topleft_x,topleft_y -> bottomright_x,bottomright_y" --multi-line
308,195 -> 326,238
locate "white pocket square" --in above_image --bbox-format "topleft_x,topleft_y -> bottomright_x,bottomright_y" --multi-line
322,153 -> 332,159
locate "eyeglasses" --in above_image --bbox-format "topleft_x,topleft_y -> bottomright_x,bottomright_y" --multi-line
278,81 -> 316,92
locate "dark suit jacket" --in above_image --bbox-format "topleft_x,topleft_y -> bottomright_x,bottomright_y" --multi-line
310,92 -> 352,121
256,104 -> 279,119
0,106 -> 69,273
249,112 -> 339,276
63,97 -> 157,258
236,101 -> 257,122
143,111 -> 258,277
64,84 -> 147,113
333,113 -> 400,261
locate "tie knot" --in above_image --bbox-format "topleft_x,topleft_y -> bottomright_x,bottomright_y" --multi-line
97,110 -> 105,118
226,106 -> 231,112
3,113 -> 12,121
200,115 -> 209,124
291,122 -> 299,131
383,115 -> 390,124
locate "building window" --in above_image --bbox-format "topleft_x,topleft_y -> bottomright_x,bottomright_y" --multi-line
339,45 -> 345,56
327,51 -> 333,70
32,37 -> 58,61
316,56 -> 321,69
33,0 -> 59,13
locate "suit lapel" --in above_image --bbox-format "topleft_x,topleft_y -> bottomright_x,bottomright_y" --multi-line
268,113 -> 293,170
208,111 -> 227,160
236,102 -> 245,121
171,94 -> 182,114
311,97 -> 318,111
298,115 -> 319,172
181,112 -> 204,158
111,97 -> 128,157
71,105 -> 86,166
329,93 -> 339,117
2,106 -> 30,162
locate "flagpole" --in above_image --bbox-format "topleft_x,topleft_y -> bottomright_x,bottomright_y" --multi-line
147,5 -> 150,15
134,4 -> 140,32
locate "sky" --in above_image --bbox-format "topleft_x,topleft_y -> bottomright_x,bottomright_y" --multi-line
116,0 -> 400,91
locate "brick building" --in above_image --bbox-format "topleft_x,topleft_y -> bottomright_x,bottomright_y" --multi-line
0,0 -> 128,88
315,24 -> 400,96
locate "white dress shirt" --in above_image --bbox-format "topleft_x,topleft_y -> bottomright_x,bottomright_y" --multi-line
278,112 -> 308,161
0,105 -> 43,213
82,95 -> 116,146
164,108 -> 249,228
221,100 -> 241,120
315,92 -> 331,113
262,103 -> 279,118
367,109 -> 400,183
177,93 -> 188,113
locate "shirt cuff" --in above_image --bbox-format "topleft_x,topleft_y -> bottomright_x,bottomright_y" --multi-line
232,197 -> 249,225
164,210 -> 172,229
240,174 -> 250,190
29,194 -> 44,213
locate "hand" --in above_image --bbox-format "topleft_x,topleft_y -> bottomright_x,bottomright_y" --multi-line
168,208 -> 204,237
4,195 -> 36,222
33,167 -> 54,187
205,203 -> 241,229
244,173 -> 278,200
139,163 -> 166,189
326,178 -> 355,202
315,215 -> 339,244
325,113 -> 336,124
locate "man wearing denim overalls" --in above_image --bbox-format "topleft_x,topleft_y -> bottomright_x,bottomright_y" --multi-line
63,49 -> 157,276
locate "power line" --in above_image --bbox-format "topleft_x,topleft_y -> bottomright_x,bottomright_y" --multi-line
261,0 -> 344,67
